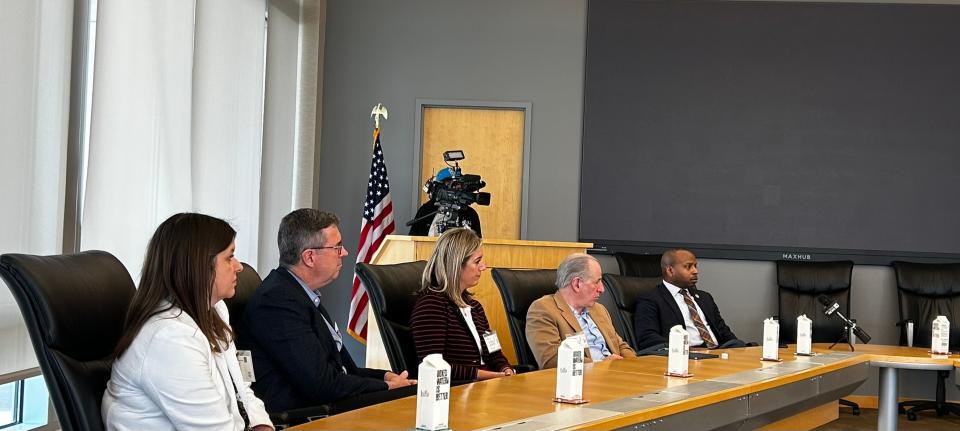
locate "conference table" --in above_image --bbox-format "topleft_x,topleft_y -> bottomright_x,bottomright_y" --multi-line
290,344 -> 959,431
861,344 -> 959,430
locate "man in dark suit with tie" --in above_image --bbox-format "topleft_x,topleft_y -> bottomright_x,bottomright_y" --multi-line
239,209 -> 416,413
633,248 -> 743,351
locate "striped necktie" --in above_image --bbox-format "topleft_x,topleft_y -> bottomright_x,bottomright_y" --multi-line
679,288 -> 717,348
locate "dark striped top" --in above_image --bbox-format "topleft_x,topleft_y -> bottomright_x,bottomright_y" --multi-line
410,288 -> 511,381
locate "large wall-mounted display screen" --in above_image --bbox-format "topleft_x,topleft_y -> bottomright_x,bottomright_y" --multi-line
580,0 -> 960,264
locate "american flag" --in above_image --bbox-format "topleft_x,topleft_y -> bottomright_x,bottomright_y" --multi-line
348,127 -> 395,343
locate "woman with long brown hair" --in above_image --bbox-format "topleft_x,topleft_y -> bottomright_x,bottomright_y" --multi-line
102,213 -> 272,431
410,227 -> 515,382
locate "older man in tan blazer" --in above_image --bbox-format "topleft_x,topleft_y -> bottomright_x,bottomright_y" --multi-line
525,253 -> 636,369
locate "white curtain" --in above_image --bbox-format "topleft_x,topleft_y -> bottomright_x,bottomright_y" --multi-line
0,0 -> 74,376
0,0 -> 323,375
82,0 -> 268,277
192,0 -> 267,263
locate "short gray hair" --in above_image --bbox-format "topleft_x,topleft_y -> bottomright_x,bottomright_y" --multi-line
556,253 -> 598,290
278,209 -> 340,267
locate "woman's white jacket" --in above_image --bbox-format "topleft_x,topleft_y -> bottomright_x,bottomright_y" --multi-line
102,301 -> 272,430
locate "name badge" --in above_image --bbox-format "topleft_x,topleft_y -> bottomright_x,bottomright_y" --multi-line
237,350 -> 256,383
483,331 -> 501,353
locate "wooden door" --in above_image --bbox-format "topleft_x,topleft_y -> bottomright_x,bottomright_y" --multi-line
420,106 -> 525,240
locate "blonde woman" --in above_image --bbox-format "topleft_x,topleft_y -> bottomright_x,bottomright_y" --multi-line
410,228 -> 515,381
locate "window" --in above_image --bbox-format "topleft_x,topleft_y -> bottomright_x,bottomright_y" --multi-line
0,380 -> 22,428
0,373 -> 48,431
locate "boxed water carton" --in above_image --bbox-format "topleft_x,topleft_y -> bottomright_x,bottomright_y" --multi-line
762,317 -> 780,361
931,315 -> 951,354
667,325 -> 690,376
796,314 -> 812,356
555,333 -> 585,402
416,354 -> 450,430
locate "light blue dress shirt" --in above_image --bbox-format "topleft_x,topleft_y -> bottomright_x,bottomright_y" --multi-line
572,307 -> 611,361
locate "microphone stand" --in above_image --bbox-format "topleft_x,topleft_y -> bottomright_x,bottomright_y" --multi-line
828,322 -> 856,351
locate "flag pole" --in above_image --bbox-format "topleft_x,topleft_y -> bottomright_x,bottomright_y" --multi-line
348,103 -> 396,344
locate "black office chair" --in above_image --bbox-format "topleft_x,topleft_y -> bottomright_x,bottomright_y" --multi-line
491,268 -> 557,370
776,260 -> 860,415
224,262 -> 263,335
602,274 -> 661,351
225,263 -> 332,428
892,261 -> 960,421
355,261 -> 426,378
613,252 -> 662,277
0,251 -> 136,431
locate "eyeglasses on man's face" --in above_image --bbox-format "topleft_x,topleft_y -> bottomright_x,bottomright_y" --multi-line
303,245 -> 345,254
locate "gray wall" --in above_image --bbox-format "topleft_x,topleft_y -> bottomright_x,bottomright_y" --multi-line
318,0 -> 585,361
317,0 -> 956,401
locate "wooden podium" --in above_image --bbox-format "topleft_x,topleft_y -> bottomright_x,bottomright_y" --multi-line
363,235 -> 592,369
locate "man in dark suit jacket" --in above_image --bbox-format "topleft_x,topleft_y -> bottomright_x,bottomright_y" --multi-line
633,248 -> 742,351
239,209 -> 416,413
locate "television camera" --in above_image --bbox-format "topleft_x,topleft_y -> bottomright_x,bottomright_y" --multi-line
406,150 -> 491,236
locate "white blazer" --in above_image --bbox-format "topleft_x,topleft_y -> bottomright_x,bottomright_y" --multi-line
102,301 -> 272,431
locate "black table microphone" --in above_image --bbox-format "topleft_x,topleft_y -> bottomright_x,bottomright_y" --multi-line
817,294 -> 872,344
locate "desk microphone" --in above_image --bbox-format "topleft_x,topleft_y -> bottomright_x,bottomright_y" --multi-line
817,295 -> 872,344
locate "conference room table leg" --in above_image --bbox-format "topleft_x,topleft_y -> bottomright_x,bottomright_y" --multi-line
877,366 -> 899,431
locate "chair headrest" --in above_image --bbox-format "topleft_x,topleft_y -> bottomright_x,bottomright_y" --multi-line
357,261 -> 426,322
490,268 -> 557,318
776,260 -> 853,294
602,274 -> 660,310
613,252 -> 662,278
893,261 -> 960,298
225,262 -> 261,325
0,251 -> 136,361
